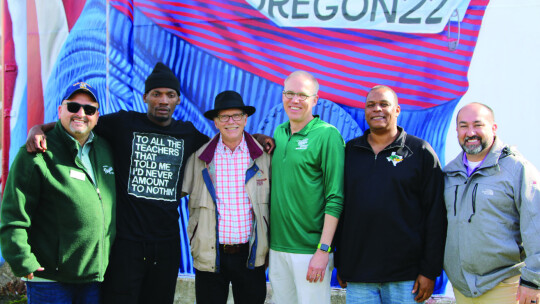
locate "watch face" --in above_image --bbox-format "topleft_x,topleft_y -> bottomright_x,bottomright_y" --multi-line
319,244 -> 330,252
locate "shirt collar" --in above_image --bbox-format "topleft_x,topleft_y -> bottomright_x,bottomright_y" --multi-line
286,116 -> 320,136
199,131 -> 263,164
217,134 -> 247,154
461,150 -> 487,177
64,129 -> 94,148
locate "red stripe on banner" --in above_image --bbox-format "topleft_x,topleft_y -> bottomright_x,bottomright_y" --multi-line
462,17 -> 484,26
470,0 -> 490,6
62,0 -> 87,31
27,0 -> 44,131
414,29 -> 477,48
112,1 -> 134,20
446,25 -> 481,38
115,0 -> 134,10
114,6 -> 133,20
2,0 -> 17,191
466,9 -> 487,16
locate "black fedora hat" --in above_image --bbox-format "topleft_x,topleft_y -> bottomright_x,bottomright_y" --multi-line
204,90 -> 256,120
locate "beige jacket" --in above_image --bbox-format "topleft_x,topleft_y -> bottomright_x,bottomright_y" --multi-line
182,132 -> 270,272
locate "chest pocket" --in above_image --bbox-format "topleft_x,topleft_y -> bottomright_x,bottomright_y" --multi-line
444,176 -> 465,218
472,181 -> 517,227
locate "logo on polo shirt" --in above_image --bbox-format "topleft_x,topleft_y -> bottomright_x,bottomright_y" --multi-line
296,138 -> 309,150
387,152 -> 404,167
103,165 -> 114,174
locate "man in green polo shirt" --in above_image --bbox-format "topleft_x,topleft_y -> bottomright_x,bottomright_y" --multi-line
269,70 -> 345,304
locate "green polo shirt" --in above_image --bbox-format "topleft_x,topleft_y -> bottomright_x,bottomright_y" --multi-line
270,116 -> 345,254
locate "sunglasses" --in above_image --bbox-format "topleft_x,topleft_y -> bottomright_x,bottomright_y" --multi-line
65,102 -> 98,116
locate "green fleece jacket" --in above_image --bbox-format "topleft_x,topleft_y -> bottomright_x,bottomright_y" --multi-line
0,121 -> 116,283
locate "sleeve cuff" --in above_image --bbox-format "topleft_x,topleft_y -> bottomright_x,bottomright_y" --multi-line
520,278 -> 540,290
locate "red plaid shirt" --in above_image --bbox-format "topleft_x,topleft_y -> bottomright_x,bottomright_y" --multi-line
214,136 -> 253,244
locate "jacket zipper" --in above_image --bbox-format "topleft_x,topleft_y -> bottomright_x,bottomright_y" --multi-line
468,183 -> 478,222
453,185 -> 458,216
76,152 -> 106,278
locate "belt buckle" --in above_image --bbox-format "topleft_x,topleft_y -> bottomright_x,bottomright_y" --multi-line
222,244 -> 242,254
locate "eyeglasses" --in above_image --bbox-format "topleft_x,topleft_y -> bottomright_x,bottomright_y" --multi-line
283,91 -> 316,101
217,113 -> 245,122
65,102 -> 98,116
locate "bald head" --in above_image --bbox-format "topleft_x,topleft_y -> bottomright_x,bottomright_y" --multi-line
364,85 -> 400,134
368,85 -> 398,105
456,102 -> 498,161
456,102 -> 494,124
284,70 -> 319,95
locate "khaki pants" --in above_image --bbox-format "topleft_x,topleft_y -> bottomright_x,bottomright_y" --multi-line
454,275 -> 520,304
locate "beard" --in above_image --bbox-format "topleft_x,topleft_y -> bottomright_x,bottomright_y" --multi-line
150,114 -> 169,122
460,136 -> 488,155
69,118 -> 90,135
149,111 -> 171,122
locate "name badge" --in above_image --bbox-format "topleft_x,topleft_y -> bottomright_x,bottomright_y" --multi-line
70,170 -> 86,181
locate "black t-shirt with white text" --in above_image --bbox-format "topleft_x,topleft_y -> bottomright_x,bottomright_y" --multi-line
95,111 -> 208,241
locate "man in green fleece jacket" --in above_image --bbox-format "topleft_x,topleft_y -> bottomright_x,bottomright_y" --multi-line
0,82 -> 116,303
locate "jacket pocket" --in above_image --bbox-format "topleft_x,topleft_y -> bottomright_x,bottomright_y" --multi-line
187,201 -> 201,246
187,196 -> 216,263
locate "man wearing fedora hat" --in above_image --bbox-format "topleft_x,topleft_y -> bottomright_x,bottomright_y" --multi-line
182,90 -> 271,304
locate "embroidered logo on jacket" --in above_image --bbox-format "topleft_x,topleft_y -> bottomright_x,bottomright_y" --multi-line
296,138 -> 309,150
482,189 -> 494,196
256,170 -> 267,186
387,152 -> 404,167
103,166 -> 114,174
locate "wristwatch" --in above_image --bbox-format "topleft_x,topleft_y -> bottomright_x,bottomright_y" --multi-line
317,243 -> 331,253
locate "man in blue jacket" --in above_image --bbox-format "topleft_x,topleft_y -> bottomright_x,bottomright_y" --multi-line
0,82 -> 116,303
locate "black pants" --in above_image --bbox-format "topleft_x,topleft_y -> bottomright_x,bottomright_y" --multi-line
195,246 -> 267,304
102,238 -> 180,304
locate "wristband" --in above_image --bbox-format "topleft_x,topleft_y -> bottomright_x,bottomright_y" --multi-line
317,243 -> 331,253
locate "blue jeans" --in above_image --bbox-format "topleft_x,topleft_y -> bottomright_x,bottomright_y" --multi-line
26,281 -> 101,304
346,280 -> 422,304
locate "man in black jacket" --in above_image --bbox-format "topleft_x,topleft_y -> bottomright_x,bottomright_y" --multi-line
334,85 -> 447,304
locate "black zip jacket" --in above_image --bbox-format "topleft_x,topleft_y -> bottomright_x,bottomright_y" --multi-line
335,127 -> 446,283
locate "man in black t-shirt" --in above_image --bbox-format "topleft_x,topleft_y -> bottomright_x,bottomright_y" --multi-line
27,63 -> 209,303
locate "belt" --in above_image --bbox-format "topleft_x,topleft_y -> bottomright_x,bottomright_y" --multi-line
219,243 -> 249,254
